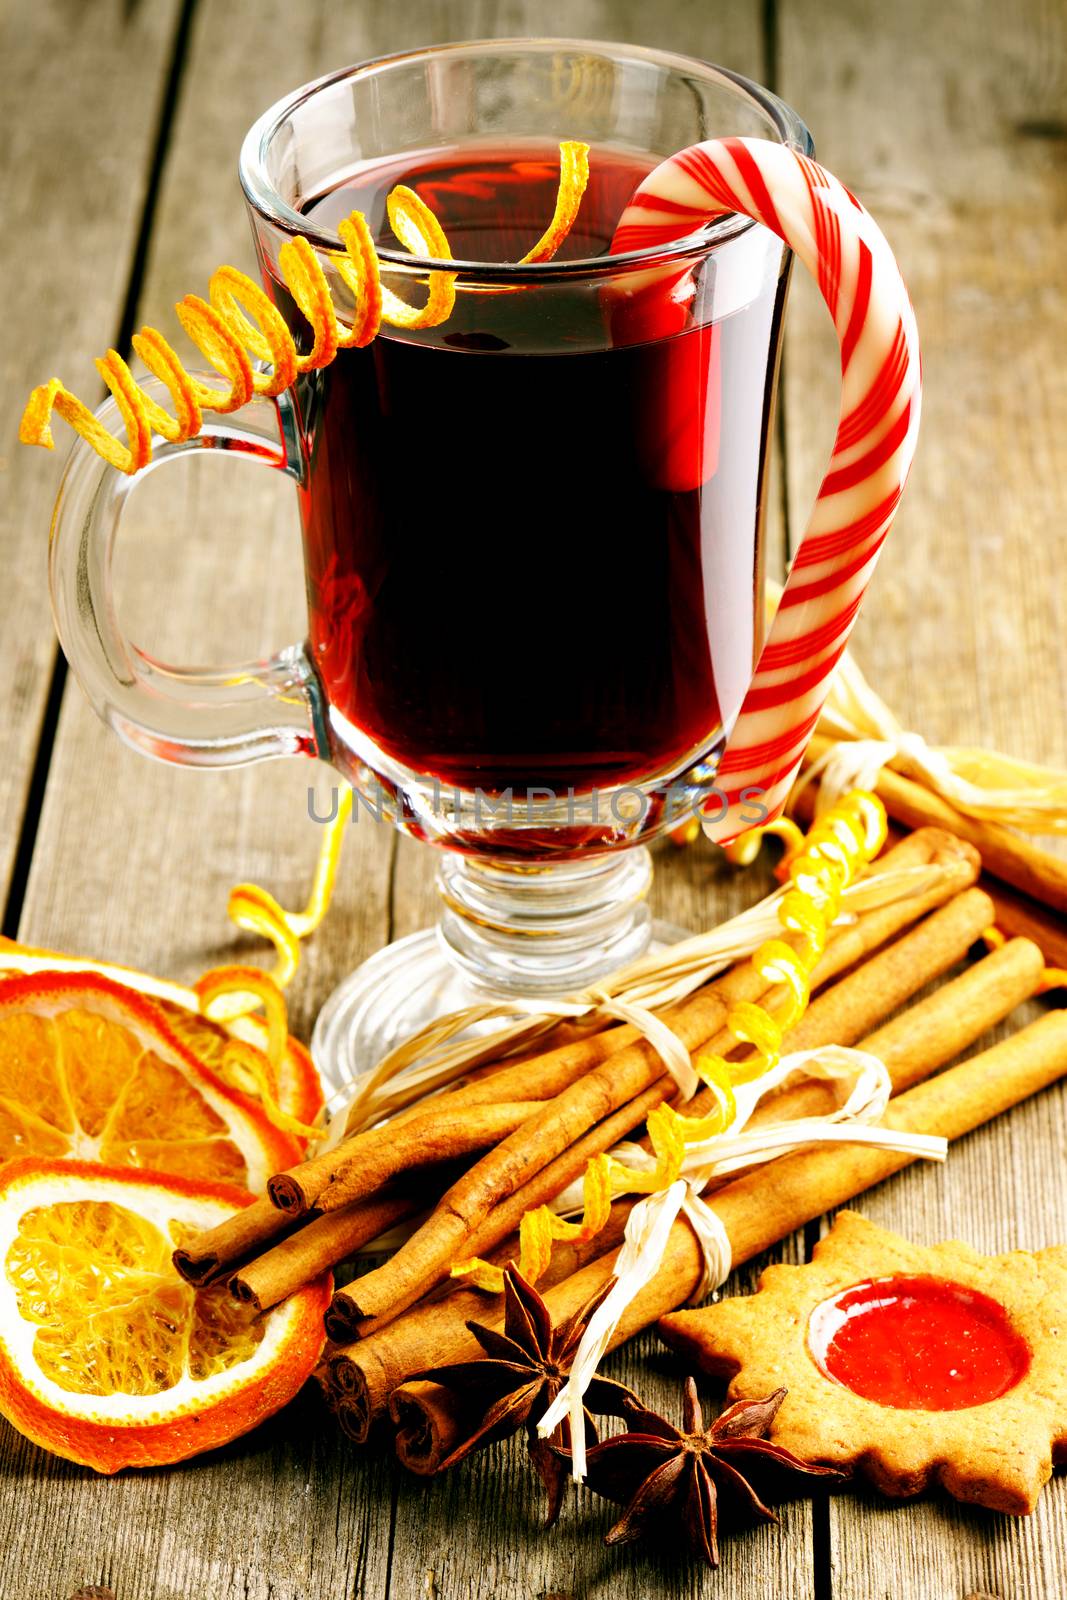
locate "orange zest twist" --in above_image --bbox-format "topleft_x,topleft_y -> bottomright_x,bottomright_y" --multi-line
985,924 -> 1065,994
19,142 -> 590,476
194,965 -> 325,1142
224,787 -> 354,1004
453,790 -> 888,1292
518,140 -> 590,263
723,815 -> 808,872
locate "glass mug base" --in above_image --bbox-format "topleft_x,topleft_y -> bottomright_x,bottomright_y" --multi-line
312,863 -> 686,1105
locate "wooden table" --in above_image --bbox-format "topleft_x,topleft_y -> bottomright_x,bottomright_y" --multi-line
2,1 -> 1064,1595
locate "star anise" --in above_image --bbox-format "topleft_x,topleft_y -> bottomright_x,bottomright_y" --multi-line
412,1265 -> 638,1524
580,1379 -> 843,1569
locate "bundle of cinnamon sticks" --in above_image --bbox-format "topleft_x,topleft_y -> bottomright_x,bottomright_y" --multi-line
173,822 -> 1067,1471
797,735 -> 1067,964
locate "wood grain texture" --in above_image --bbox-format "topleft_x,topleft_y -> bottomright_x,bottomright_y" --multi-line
3,3 -> 410,1597
4,0 -> 1064,1594
778,0 -> 1067,1593
0,0 -> 184,906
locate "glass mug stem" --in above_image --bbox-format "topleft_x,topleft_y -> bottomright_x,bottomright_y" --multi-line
436,848 -> 654,996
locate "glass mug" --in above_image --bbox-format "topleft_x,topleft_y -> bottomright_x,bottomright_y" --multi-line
47,40 -> 900,1081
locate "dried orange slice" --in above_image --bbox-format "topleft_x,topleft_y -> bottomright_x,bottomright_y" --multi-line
0,1158 -> 329,1471
0,971 -> 303,1189
0,939 -> 323,1130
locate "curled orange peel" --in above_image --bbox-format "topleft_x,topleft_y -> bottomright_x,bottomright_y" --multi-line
20,145 -> 588,475
519,140 -> 590,263
722,815 -> 807,872
220,787 -> 353,1016
194,965 -> 325,1142
454,791 -> 887,1292
984,924 -> 1064,997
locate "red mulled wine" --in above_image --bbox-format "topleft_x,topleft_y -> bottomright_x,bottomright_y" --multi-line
278,141 -> 787,794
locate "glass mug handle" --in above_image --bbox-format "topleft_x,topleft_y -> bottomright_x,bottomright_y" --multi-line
48,378 -> 325,767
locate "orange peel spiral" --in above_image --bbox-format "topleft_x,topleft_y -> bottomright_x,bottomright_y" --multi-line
194,965 -> 325,1143
455,790 -> 887,1292
20,142 -> 589,476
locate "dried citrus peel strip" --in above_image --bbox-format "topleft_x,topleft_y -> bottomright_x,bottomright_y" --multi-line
377,187 -> 457,329
20,143 -> 588,475
984,924 -> 1066,995
195,966 -> 325,1142
454,791 -> 887,1291
722,815 -> 807,871
519,140 -> 590,263
218,787 -> 353,1019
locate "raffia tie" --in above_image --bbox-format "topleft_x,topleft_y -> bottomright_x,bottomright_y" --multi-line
537,1046 -> 947,1480
807,641 -> 1067,835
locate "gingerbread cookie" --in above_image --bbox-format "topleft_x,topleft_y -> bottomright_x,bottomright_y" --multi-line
658,1210 -> 1067,1514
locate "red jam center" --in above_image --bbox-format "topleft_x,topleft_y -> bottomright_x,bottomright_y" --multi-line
807,1274 -> 1031,1411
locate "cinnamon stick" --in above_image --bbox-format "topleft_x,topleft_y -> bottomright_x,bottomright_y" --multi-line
780,885 -> 994,1055
798,785 -> 1065,973
173,1195 -> 292,1288
980,876 -> 1067,974
803,735 -> 1067,914
857,936 -> 1046,1092
312,1360 -> 339,1409
332,830 -> 979,1336
382,1379 -> 465,1462
324,1078 -> 672,1345
268,1022 -> 644,1217
176,1105 -> 534,1289
803,828 -> 979,985
330,1201 -> 634,1443
229,1192 -> 421,1312
317,1102 -> 546,1213
325,987 -> 730,1333
746,936 -> 1045,1123
388,1010 -> 1067,1470
652,856 -> 981,1133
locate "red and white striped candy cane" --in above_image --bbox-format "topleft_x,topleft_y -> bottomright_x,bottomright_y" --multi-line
613,137 -> 921,843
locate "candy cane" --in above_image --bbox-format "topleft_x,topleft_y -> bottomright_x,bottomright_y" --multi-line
613,137 -> 921,843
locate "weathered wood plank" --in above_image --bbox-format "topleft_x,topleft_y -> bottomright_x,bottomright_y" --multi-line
778,0 -> 1067,1592
3,3 -> 415,1597
24,0 -> 1065,1594
0,0 -> 184,911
